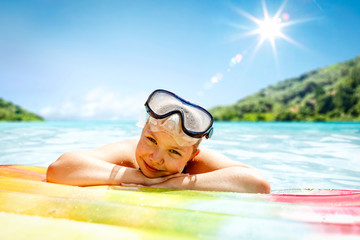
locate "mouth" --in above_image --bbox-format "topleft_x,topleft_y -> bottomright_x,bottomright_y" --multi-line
143,160 -> 163,173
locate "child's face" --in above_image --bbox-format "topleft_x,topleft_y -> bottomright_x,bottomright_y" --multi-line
135,123 -> 195,178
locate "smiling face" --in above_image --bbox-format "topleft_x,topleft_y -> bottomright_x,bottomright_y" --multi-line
135,123 -> 197,178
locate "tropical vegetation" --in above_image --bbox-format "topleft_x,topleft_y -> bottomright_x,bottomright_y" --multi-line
0,98 -> 44,121
210,55 -> 360,121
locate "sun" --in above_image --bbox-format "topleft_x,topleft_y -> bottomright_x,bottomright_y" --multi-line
257,17 -> 282,41
233,0 -> 300,57
252,13 -> 287,54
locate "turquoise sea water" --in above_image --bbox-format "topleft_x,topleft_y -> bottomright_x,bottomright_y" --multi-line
0,121 -> 359,190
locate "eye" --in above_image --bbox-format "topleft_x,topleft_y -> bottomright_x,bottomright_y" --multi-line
169,149 -> 181,156
147,137 -> 157,145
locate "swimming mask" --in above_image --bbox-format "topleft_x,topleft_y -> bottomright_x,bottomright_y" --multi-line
144,89 -> 214,139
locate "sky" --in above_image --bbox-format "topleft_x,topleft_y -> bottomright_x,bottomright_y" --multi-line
1,0 -> 360,120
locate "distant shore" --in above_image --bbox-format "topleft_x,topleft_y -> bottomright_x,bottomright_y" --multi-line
0,98 -> 44,121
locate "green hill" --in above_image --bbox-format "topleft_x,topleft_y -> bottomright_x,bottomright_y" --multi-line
0,98 -> 44,121
210,55 -> 360,121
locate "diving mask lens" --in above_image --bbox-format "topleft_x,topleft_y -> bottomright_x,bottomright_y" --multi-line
145,89 -> 214,139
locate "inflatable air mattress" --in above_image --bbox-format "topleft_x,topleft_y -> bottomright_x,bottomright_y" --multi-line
0,165 -> 359,239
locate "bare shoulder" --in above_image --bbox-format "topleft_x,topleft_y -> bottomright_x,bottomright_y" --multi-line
90,139 -> 139,167
185,147 -> 253,174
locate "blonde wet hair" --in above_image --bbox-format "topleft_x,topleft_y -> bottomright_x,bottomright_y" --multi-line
146,114 -> 202,147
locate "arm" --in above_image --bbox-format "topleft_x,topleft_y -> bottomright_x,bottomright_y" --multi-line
150,148 -> 271,193
46,140 -> 175,186
150,167 -> 270,193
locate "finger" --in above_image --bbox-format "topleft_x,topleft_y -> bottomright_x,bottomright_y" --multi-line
147,184 -> 167,189
120,183 -> 144,187
165,172 -> 189,179
165,174 -> 188,181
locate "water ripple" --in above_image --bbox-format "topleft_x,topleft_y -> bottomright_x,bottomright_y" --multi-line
1,121 -> 360,190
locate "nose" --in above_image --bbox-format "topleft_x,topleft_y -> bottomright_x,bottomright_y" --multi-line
149,148 -> 165,165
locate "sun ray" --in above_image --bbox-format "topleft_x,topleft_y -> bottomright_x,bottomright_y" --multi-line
277,32 -> 305,49
274,0 -> 287,19
262,0 -> 269,20
253,36 -> 266,55
270,38 -> 277,55
225,21 -> 253,31
280,17 -> 319,28
233,7 -> 263,26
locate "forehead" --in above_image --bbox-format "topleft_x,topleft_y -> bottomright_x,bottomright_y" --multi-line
143,124 -> 193,151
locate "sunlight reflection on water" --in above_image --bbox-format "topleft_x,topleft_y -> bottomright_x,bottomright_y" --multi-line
206,122 -> 360,190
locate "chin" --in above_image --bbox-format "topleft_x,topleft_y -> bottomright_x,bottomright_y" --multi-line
143,171 -> 158,178
142,169 -> 166,178
140,161 -> 163,178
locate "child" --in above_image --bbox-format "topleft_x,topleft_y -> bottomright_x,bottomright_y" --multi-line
47,89 -> 270,193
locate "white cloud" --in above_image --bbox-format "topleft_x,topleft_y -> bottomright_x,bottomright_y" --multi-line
40,87 -> 147,120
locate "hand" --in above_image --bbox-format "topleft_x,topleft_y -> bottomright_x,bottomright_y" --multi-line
120,170 -> 188,187
147,174 -> 194,189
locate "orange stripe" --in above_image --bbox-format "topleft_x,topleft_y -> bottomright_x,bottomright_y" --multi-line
0,165 -> 46,181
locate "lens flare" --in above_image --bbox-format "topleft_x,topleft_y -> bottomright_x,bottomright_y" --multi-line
236,54 -> 243,63
229,53 -> 244,67
211,76 -> 219,83
198,52 -> 244,96
282,13 -> 290,21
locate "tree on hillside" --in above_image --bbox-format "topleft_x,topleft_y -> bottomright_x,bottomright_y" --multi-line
0,98 -> 44,121
334,68 -> 360,114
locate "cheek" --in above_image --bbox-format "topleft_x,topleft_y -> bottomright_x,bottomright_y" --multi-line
165,157 -> 189,173
136,140 -> 150,158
